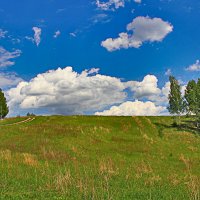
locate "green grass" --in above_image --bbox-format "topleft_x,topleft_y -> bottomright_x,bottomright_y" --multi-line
0,116 -> 29,125
0,116 -> 199,200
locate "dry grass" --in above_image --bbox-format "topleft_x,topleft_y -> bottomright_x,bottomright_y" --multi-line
188,146 -> 198,152
132,117 -> 144,129
143,134 -> 154,144
99,158 -> 119,176
145,174 -> 162,186
0,150 -> 12,161
135,161 -> 153,178
179,154 -> 192,171
40,147 -> 72,163
54,170 -> 72,192
185,174 -> 200,200
23,153 -> 39,167
179,154 -> 200,200
145,117 -> 157,130
168,173 -> 181,186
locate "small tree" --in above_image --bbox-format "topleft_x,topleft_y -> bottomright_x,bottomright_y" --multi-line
167,76 -> 185,126
0,89 -> 9,119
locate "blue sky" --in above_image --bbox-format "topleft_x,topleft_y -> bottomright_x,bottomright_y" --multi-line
0,0 -> 200,116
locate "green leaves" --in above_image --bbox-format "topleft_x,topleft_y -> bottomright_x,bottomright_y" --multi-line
168,76 -> 185,116
184,79 -> 200,128
185,80 -> 197,115
0,89 -> 9,119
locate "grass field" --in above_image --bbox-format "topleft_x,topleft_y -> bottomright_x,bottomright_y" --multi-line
0,116 -> 199,200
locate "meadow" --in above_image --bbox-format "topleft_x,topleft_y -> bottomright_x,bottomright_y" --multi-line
0,116 -> 199,200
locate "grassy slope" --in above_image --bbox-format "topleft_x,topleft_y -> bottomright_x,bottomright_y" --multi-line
0,116 -> 199,200
0,117 -> 29,126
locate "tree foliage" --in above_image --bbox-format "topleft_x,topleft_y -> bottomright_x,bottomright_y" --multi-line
185,80 -> 197,115
184,79 -> 200,128
168,76 -> 185,117
0,89 -> 9,119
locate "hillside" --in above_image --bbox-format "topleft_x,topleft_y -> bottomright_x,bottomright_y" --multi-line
0,116 -> 199,199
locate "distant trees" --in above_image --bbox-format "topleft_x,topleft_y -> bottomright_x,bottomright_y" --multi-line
27,112 -> 36,117
168,76 -> 185,125
168,76 -> 200,129
0,89 -> 9,119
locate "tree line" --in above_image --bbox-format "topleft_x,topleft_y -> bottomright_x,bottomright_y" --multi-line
168,76 -> 200,129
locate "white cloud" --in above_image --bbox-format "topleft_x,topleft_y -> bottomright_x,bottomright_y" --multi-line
102,16 -> 173,51
0,29 -> 8,38
6,67 -> 174,116
54,30 -> 61,38
7,67 -> 127,115
85,68 -> 100,74
91,14 -> 111,24
185,60 -> 200,71
32,27 -> 42,46
6,82 -> 29,110
126,75 -> 171,107
126,75 -> 161,99
0,46 -> 21,68
148,81 -> 170,106
25,36 -> 34,43
161,82 -> 170,98
95,100 -> 166,116
0,72 -> 23,88
96,0 -> 125,11
69,32 -> 77,37
134,0 -> 141,3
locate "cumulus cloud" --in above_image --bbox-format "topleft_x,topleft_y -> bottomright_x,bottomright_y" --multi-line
32,27 -> 42,46
101,16 -> 173,51
6,82 -> 29,111
185,60 -> 200,71
95,100 -> 166,116
6,67 -> 173,116
0,72 -> 23,88
125,75 -> 171,107
148,82 -> 170,106
0,46 -> 21,68
7,67 -> 127,115
54,30 -> 61,38
126,75 -> 161,99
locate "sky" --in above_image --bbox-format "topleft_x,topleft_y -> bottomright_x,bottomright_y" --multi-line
0,0 -> 200,116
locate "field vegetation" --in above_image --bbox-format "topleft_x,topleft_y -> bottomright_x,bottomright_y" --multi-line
0,116 -> 199,199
